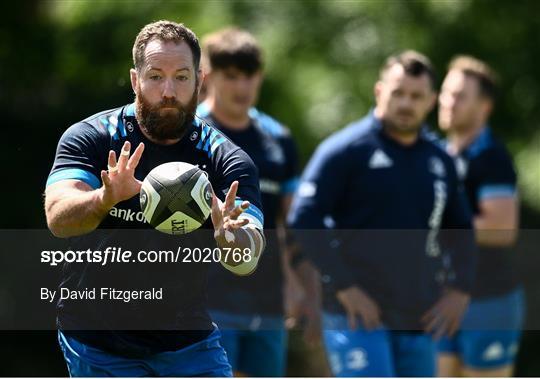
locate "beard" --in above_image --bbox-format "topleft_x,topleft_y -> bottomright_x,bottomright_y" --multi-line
135,84 -> 198,142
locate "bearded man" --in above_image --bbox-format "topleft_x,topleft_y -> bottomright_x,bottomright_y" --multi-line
44,20 -> 265,377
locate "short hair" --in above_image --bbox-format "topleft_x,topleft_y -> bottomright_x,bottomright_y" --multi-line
448,55 -> 498,101
132,20 -> 201,72
380,50 -> 437,89
202,27 -> 263,75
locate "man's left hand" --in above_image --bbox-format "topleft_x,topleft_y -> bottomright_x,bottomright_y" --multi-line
211,180 -> 250,248
421,288 -> 470,339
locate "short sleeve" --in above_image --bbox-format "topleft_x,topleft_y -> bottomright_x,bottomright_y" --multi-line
474,147 -> 517,200
46,122 -> 109,189
215,146 -> 264,230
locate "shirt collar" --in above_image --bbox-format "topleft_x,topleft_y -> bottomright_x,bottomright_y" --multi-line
368,108 -> 431,145
463,125 -> 492,157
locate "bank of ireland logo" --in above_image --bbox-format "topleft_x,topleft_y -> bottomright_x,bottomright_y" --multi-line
126,122 -> 134,132
190,131 -> 199,141
109,206 -> 146,223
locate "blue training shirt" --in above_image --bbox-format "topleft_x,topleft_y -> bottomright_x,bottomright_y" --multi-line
288,112 -> 476,329
197,102 -> 300,315
46,103 -> 263,356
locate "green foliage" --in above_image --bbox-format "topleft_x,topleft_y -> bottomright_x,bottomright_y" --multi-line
2,0 -> 539,221
0,2 -> 539,375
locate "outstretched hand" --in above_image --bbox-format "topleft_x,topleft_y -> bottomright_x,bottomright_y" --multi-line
99,141 -> 145,208
211,181 -> 250,245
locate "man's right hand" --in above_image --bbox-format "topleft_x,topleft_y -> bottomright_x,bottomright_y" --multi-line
99,141 -> 145,209
45,141 -> 145,238
336,286 -> 381,330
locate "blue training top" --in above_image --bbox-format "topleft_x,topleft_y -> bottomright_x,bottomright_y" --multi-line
288,112 -> 476,330
198,102 -> 299,315
46,103 -> 263,356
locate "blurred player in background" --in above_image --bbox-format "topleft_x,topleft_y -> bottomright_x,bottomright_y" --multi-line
44,20 -> 265,377
198,27 -> 321,377
437,56 -> 523,377
288,51 -> 476,376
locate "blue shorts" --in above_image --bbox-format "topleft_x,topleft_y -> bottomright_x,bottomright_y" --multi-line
58,327 -> 232,377
438,287 -> 525,369
323,313 -> 436,377
211,310 -> 287,377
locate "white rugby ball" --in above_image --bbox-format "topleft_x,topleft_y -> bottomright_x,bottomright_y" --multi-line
140,162 -> 213,235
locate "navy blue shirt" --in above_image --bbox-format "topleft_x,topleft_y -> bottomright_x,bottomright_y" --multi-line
288,112 -> 475,329
449,127 -> 519,298
46,103 -> 263,356
198,103 -> 299,315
